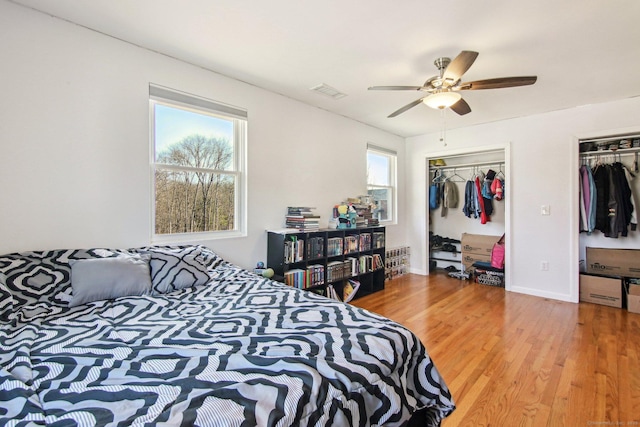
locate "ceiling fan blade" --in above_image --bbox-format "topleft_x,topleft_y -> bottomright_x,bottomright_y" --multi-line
443,51 -> 479,83
450,98 -> 471,116
388,98 -> 425,118
459,76 -> 537,90
368,85 -> 424,91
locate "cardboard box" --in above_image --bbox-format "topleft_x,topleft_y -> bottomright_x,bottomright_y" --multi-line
579,274 -> 622,308
625,278 -> 640,314
586,247 -> 640,278
461,233 -> 501,256
462,252 -> 491,270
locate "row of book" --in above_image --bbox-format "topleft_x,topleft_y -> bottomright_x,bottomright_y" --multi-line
286,233 -> 385,263
325,279 -> 361,303
358,232 -> 385,252
344,235 -> 359,254
360,254 -> 384,273
297,280 -> 361,303
285,207 -> 320,231
327,237 -> 344,257
284,236 -> 323,263
346,254 -> 384,276
284,236 -> 304,263
306,236 -> 324,260
327,260 -> 352,283
284,264 -> 325,289
329,232 -> 385,255
326,255 -> 384,282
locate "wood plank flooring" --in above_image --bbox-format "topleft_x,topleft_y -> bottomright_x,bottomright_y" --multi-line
352,273 -> 640,426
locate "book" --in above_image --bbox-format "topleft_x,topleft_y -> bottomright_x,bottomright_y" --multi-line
327,284 -> 342,302
343,279 -> 360,303
284,207 -> 321,230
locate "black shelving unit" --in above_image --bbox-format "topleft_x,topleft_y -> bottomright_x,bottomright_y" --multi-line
267,226 -> 385,300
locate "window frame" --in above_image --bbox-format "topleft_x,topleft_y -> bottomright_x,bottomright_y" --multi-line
366,144 -> 397,225
149,84 -> 247,242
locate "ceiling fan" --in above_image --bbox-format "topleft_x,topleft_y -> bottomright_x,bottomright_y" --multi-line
368,50 -> 537,118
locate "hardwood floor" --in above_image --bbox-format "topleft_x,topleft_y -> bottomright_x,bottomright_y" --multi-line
352,273 -> 640,426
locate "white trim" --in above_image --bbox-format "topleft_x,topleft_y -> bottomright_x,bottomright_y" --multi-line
367,143 -> 397,156
367,145 -> 398,225
570,125 -> 640,305
569,134 -> 580,303
150,83 -> 247,119
509,285 -> 574,302
149,85 -> 248,241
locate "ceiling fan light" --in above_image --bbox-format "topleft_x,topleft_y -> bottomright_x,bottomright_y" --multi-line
423,91 -> 462,109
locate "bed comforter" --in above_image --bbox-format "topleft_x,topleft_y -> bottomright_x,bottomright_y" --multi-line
0,246 -> 454,426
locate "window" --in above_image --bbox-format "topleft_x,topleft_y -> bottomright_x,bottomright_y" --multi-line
150,85 -> 246,240
367,144 -> 397,223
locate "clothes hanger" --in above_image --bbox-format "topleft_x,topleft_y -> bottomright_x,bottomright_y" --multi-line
431,169 -> 445,183
448,168 -> 466,182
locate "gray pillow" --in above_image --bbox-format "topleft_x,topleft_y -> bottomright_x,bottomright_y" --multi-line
69,255 -> 152,307
143,247 -> 210,295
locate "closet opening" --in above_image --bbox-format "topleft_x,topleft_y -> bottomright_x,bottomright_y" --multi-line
426,148 -> 509,289
578,132 -> 640,277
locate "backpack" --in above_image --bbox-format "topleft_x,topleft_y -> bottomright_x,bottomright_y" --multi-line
429,183 -> 440,210
490,234 -> 506,269
429,171 -> 441,210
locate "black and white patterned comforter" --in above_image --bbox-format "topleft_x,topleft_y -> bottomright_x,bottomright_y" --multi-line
0,247 -> 454,426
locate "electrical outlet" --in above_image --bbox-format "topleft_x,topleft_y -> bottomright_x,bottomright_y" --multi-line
541,205 -> 550,216
540,261 -> 549,271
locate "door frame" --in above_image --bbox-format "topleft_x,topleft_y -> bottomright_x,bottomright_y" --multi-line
425,142 -> 511,291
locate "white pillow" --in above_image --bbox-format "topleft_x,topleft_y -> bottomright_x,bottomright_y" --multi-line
69,255 -> 152,307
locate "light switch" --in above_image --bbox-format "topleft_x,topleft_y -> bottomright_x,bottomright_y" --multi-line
541,205 -> 550,216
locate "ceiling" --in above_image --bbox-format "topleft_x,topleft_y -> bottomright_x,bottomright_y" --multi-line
10,0 -> 640,137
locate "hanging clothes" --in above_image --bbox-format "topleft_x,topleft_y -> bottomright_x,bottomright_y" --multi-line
592,164 -> 610,233
579,165 -> 597,233
491,178 -> 504,200
474,175 -> 489,224
590,161 -> 636,238
481,169 -> 495,217
441,180 -> 459,217
429,171 -> 441,210
463,180 -> 477,218
622,165 -> 638,231
611,162 -> 633,237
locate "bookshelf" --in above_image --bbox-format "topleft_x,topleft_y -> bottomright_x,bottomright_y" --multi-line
267,226 -> 385,301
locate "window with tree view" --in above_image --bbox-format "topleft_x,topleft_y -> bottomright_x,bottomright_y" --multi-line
367,145 -> 396,223
150,85 -> 246,238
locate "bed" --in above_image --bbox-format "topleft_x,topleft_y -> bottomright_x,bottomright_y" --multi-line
0,245 -> 454,426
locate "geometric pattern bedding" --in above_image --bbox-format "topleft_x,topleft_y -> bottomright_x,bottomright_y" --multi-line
0,246 -> 455,426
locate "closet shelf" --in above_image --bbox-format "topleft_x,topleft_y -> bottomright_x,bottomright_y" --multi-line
431,160 -> 505,171
579,146 -> 640,160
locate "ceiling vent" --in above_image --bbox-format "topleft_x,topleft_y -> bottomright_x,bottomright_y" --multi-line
310,83 -> 347,99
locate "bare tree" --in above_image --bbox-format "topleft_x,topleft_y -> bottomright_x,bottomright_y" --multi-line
155,134 -> 234,234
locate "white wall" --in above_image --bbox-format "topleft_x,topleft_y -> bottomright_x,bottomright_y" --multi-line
407,97 -> 640,303
0,1 -> 406,268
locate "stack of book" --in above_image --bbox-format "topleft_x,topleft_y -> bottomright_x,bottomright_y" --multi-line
285,207 -> 321,230
338,197 -> 379,227
352,202 -> 379,226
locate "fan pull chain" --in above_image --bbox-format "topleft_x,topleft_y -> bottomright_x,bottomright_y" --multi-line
439,108 -> 447,146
